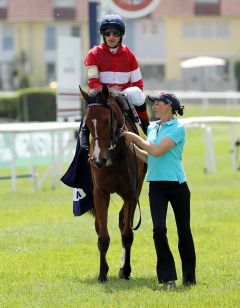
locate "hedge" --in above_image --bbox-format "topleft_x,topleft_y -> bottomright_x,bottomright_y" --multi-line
0,88 -> 56,122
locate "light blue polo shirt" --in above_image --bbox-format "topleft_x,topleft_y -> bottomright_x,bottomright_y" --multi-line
146,118 -> 186,183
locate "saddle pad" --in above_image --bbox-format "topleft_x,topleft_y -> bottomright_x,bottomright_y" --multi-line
136,123 -> 147,140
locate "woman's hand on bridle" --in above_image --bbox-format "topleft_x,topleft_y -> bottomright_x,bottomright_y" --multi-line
120,131 -> 129,146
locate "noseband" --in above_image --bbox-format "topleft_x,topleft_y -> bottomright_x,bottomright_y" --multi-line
88,100 -> 125,150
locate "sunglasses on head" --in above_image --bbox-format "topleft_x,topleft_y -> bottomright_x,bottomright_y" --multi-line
104,29 -> 121,37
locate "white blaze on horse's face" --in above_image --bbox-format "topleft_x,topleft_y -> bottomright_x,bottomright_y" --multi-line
92,119 -> 101,159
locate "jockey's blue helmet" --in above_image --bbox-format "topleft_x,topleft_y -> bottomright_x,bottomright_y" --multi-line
100,14 -> 125,35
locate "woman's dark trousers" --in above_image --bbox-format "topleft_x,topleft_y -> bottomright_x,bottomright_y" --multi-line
149,181 -> 196,284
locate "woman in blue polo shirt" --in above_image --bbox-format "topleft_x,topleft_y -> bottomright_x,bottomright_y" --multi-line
123,92 -> 196,288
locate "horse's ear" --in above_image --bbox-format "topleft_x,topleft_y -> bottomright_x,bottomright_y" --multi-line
79,85 -> 89,103
102,84 -> 110,100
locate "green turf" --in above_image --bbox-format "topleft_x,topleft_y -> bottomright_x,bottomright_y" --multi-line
1,107 -> 240,307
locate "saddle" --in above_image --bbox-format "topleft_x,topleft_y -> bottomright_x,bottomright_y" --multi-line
110,91 -> 145,138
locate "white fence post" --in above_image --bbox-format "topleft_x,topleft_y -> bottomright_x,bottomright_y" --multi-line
10,133 -> 17,191
230,124 -> 239,171
204,125 -> 216,174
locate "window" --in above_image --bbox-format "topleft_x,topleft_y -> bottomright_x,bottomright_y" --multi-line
182,22 -> 230,39
195,0 -> 220,15
216,23 -> 230,38
0,0 -> 8,7
140,64 -> 165,80
201,22 -> 213,38
3,36 -> 13,50
53,0 -> 75,7
195,0 -> 218,3
142,21 -> 159,36
45,26 -> 56,50
46,62 -> 56,81
182,22 -> 196,39
71,26 -> 80,37
2,25 -> 14,50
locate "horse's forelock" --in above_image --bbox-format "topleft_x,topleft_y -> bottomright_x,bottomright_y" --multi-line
86,89 -> 109,106
86,89 -> 124,114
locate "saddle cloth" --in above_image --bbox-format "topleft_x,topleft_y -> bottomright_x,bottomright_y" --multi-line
61,119 -> 94,216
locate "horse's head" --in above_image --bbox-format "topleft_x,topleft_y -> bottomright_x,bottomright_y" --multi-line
80,85 -> 125,168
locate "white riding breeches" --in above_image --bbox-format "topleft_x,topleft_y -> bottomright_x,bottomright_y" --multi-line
122,86 -> 145,106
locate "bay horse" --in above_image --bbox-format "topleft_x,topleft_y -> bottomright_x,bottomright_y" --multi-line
80,85 -> 146,283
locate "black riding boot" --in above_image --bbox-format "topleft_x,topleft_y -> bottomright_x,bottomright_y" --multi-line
80,125 -> 90,150
141,119 -> 150,135
134,103 -> 150,135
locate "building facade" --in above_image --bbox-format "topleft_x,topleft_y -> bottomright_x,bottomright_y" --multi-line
0,0 -> 89,90
0,0 -> 240,91
116,0 -> 240,90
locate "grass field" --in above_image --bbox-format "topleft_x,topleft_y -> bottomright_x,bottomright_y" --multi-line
1,105 -> 240,307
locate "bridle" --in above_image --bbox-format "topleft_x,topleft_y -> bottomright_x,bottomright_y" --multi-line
87,99 -> 125,151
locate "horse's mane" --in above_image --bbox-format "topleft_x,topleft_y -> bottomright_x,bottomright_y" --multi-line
87,87 -> 138,134
87,88 -> 129,113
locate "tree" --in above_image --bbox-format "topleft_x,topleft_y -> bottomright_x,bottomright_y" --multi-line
12,50 -> 31,89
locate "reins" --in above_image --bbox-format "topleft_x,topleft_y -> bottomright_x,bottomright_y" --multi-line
88,100 -> 125,150
128,142 -> 142,231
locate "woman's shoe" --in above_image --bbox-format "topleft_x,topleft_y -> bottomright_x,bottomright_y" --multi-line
183,273 -> 196,286
183,280 -> 196,286
163,280 -> 176,289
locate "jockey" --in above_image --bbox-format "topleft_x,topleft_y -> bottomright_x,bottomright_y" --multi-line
80,14 -> 149,150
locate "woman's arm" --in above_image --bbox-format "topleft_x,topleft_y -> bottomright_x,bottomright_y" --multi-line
123,131 -> 175,157
129,143 -> 147,163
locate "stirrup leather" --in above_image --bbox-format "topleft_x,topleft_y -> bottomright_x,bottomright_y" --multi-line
80,126 -> 90,150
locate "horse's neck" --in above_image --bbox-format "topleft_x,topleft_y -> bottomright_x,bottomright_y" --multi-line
110,138 -> 128,163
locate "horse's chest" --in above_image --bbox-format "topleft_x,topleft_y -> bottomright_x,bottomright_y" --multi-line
93,164 -> 131,193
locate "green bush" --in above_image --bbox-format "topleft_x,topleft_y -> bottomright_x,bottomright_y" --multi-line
0,94 -> 20,120
0,88 -> 56,122
19,73 -> 31,89
18,88 -> 56,122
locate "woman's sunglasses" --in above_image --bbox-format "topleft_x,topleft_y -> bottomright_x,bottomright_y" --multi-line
104,29 -> 121,37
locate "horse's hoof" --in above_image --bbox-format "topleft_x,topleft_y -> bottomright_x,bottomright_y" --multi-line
98,275 -> 107,283
118,268 -> 130,280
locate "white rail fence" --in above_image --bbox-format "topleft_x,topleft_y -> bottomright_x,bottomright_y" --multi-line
0,122 -> 78,191
0,117 -> 240,191
146,91 -> 240,110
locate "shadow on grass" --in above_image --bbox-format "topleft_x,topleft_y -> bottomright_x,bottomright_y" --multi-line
73,275 -> 196,293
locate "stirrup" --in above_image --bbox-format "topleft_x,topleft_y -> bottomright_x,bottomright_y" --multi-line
80,127 -> 90,150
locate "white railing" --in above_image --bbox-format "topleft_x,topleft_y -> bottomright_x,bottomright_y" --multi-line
0,117 -> 240,191
145,91 -> 240,109
0,122 -> 79,191
145,91 -> 240,100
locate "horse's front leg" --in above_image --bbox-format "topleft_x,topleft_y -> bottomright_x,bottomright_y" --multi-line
94,187 -> 110,283
118,200 -> 134,280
